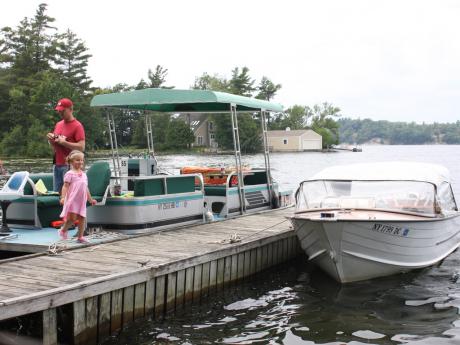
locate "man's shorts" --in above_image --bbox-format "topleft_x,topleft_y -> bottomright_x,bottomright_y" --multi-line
53,165 -> 69,192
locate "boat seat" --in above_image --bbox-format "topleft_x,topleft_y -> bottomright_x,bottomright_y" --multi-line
134,179 -> 165,196
36,163 -> 110,226
204,185 -> 227,196
36,196 -> 60,207
23,174 -> 54,195
166,176 -> 195,194
87,161 -> 111,200
7,164 -> 111,227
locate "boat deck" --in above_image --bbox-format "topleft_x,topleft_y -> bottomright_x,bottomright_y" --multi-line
0,206 -> 294,321
0,227 -> 127,253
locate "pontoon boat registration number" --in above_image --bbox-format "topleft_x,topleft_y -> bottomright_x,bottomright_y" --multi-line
158,200 -> 188,210
372,223 -> 409,237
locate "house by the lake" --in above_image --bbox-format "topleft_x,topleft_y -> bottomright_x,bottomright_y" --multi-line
267,128 -> 322,152
178,114 -> 217,148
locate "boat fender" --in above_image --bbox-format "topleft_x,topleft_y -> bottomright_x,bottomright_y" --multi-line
205,211 -> 214,222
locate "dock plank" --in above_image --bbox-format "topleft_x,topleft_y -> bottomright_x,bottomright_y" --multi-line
0,207 -> 295,321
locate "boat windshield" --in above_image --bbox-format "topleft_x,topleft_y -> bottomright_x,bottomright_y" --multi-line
296,180 -> 439,214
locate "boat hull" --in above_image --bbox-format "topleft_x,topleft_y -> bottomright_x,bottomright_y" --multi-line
291,212 -> 460,283
87,192 -> 205,234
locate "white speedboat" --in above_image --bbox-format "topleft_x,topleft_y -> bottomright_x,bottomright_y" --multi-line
290,162 -> 460,283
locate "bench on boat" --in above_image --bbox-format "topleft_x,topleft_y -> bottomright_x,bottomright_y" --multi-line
6,162 -> 111,228
133,175 -> 196,196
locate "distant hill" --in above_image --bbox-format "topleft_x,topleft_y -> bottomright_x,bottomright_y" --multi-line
338,118 -> 460,145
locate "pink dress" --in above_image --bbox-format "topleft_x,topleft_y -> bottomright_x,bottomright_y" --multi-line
60,170 -> 89,219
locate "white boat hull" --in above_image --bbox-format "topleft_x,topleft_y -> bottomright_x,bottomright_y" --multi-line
291,211 -> 460,283
87,192 -> 205,234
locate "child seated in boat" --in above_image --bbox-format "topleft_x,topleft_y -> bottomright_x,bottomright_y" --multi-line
58,150 -> 97,243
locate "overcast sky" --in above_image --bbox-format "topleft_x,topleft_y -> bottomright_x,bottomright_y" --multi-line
2,0 -> 459,123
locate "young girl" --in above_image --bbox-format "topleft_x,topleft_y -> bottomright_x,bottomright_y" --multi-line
59,150 -> 97,243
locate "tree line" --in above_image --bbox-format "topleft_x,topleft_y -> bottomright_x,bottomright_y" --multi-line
0,4 -> 343,157
339,118 -> 460,145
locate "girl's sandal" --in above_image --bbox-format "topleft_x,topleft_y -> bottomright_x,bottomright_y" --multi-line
58,229 -> 68,240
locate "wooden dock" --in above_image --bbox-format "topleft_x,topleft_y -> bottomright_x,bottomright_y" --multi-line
0,207 -> 300,345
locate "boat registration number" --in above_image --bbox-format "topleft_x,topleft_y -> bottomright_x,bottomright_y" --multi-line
158,200 -> 188,210
372,223 -> 409,237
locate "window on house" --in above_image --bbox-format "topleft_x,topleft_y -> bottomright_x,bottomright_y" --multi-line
210,134 -> 215,139
283,139 -> 288,145
197,136 -> 203,145
209,122 -> 214,130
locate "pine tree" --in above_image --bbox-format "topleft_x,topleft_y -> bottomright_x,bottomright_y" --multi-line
229,66 -> 255,97
256,76 -> 281,101
147,65 -> 173,88
53,29 -> 92,91
0,3 -> 56,77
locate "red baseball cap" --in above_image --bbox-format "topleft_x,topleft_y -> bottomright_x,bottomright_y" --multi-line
55,98 -> 73,111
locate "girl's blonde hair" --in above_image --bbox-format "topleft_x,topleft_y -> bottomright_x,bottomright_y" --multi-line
66,150 -> 84,164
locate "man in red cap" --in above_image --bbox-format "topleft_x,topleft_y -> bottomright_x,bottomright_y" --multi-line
47,98 -> 86,193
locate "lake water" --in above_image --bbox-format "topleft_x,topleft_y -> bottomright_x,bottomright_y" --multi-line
3,145 -> 460,344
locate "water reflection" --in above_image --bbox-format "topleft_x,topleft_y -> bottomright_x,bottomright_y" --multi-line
103,252 -> 460,345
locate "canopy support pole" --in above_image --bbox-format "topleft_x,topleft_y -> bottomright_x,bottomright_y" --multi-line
144,112 -> 158,169
230,104 -> 245,214
260,109 -> 273,207
106,111 -> 121,184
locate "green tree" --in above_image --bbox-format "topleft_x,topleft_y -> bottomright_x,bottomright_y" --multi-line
255,76 -> 281,126
256,76 -> 281,101
25,119 -> 52,157
131,116 -> 147,147
271,105 -> 310,130
229,66 -> 255,96
165,119 -> 195,149
0,3 -> 56,77
147,65 -> 173,88
53,29 -> 92,91
238,114 -> 262,153
0,125 -> 27,156
308,103 -> 341,147
212,114 -> 233,150
192,72 -> 229,91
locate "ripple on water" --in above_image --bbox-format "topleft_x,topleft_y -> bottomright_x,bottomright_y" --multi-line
95,146 -> 460,345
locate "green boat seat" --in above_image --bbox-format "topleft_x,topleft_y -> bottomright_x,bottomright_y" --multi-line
24,173 -> 54,195
87,161 -> 111,198
204,185 -> 227,196
37,196 -> 60,207
8,163 -> 111,228
37,197 -> 61,227
134,179 -> 165,197
35,161 -> 110,226
166,176 -> 195,194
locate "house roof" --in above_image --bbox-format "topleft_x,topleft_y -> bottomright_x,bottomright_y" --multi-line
90,88 -> 283,112
177,113 -> 208,132
268,129 -> 321,137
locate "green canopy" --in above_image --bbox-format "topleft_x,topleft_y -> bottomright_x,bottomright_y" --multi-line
90,88 -> 283,112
